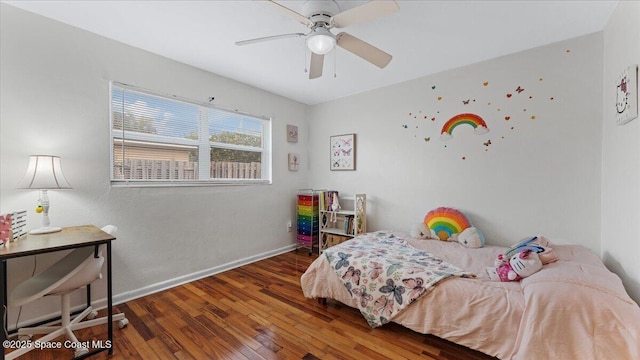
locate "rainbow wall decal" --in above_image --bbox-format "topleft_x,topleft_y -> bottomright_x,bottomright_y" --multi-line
424,207 -> 472,241
440,113 -> 489,140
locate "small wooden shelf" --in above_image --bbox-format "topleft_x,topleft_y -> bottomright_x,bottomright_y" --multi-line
318,193 -> 366,254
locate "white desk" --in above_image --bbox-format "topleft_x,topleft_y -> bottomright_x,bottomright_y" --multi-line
0,225 -> 116,359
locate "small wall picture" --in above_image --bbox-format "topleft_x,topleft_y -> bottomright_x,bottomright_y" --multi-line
287,125 -> 298,143
330,133 -> 356,171
616,65 -> 638,125
288,153 -> 299,171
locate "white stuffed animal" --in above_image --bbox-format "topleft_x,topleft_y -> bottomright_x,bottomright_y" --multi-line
450,227 -> 485,248
410,223 -> 432,239
330,192 -> 341,223
509,250 -> 543,278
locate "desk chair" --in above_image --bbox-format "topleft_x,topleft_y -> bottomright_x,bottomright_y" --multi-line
8,225 -> 128,359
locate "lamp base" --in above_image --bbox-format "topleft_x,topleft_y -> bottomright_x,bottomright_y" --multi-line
29,226 -> 62,235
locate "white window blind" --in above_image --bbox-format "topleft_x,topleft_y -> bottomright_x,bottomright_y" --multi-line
110,83 -> 271,185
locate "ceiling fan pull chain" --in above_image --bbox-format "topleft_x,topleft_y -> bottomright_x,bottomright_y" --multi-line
304,46 -> 308,74
334,48 -> 337,78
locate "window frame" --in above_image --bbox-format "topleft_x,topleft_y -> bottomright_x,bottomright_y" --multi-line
109,82 -> 272,187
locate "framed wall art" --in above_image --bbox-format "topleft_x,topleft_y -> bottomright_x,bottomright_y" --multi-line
288,153 -> 299,171
616,65 -> 638,125
330,133 -> 356,171
287,125 -> 298,143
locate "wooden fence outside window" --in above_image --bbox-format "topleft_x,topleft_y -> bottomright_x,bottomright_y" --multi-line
114,159 -> 261,180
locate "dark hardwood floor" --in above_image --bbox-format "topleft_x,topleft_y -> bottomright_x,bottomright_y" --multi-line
5,250 -> 497,359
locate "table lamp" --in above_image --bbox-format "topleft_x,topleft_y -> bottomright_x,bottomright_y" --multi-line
17,155 -> 72,234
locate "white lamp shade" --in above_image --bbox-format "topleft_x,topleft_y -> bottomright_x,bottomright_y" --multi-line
18,155 -> 71,189
306,30 -> 336,55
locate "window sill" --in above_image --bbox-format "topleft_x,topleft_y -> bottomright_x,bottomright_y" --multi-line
110,179 -> 271,188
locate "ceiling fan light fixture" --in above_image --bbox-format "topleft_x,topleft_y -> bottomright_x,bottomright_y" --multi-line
306,28 -> 335,55
239,0 -> 398,79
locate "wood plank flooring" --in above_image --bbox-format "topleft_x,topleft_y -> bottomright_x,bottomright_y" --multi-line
5,250 -> 497,359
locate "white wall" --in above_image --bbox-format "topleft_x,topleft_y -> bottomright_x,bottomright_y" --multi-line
601,0 -> 640,303
0,4 -> 307,325
309,33 -> 603,252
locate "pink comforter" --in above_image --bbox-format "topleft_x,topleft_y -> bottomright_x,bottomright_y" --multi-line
300,232 -> 640,359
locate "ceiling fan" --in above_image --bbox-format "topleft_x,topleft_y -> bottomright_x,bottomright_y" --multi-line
235,0 -> 399,79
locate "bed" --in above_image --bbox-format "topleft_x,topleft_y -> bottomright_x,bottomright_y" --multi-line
300,231 -> 640,359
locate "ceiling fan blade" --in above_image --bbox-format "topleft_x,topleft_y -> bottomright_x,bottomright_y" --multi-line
309,53 -> 324,79
263,0 -> 314,28
235,32 -> 305,46
331,0 -> 399,28
336,32 -> 392,69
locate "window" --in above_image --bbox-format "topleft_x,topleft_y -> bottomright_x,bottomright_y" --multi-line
110,82 -> 271,185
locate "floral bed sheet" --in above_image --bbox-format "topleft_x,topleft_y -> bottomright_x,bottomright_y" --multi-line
323,231 -> 474,327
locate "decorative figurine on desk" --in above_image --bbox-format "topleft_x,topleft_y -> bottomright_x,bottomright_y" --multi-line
0,211 -> 27,245
0,213 -> 13,246
330,192 -> 341,223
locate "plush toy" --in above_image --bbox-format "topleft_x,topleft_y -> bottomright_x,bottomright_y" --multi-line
504,236 -> 558,265
330,192 -> 341,223
423,207 -> 485,248
410,223 -> 432,239
424,207 -> 471,241
528,235 -> 559,264
492,249 -> 542,282
450,227 -> 485,248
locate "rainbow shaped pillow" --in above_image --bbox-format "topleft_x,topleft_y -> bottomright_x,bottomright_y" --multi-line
424,207 -> 472,241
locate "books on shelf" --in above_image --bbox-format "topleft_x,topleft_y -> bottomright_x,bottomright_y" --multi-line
318,190 -> 355,235
319,190 -> 339,211
344,215 -> 354,235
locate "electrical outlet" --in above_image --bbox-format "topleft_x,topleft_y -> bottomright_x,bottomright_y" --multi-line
287,220 -> 292,232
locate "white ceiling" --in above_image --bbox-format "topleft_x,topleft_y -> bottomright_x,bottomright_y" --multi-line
4,0 -> 618,105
